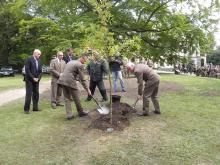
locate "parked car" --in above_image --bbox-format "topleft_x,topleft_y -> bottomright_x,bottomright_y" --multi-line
42,65 -> 51,74
0,67 -> 15,77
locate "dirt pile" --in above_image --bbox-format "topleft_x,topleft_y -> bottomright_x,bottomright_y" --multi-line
89,102 -> 135,131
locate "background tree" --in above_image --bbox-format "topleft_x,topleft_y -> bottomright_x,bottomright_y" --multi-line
0,0 -> 220,68
0,0 -> 29,68
207,47 -> 220,65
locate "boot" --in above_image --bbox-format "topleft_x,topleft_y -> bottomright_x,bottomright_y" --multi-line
78,110 -> 88,117
100,90 -> 108,102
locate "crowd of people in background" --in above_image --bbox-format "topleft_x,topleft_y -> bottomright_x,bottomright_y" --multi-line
175,63 -> 220,78
194,65 -> 220,78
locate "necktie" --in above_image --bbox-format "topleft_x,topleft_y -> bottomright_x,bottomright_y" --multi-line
35,59 -> 38,70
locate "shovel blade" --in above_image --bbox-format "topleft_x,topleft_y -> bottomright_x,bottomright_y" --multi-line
97,106 -> 109,115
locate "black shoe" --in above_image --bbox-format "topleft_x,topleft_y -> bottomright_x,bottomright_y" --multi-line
137,111 -> 149,116
85,98 -> 92,102
78,111 -> 88,117
24,111 -> 30,114
153,110 -> 161,114
67,116 -> 74,120
122,89 -> 126,92
56,103 -> 64,106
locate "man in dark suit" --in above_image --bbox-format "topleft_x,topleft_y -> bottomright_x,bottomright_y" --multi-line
24,49 -> 42,114
63,48 -> 77,63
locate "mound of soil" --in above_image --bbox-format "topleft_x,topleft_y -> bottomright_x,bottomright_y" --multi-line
89,102 -> 136,131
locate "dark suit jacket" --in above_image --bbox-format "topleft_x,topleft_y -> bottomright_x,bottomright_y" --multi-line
25,56 -> 42,82
63,55 -> 77,64
87,59 -> 109,82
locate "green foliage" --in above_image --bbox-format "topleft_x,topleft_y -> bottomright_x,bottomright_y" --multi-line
13,17 -> 72,64
0,0 -> 220,68
207,48 -> 220,65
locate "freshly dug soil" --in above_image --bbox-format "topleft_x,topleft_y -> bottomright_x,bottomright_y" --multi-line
89,102 -> 136,131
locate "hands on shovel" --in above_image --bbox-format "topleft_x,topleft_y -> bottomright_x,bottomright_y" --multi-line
87,89 -> 92,96
137,95 -> 142,100
132,95 -> 142,112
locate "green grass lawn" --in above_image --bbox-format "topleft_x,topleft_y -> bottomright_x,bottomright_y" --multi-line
0,75 -> 220,165
0,74 -> 51,92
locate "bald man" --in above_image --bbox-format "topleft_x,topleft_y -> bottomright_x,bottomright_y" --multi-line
24,49 -> 42,114
127,62 -> 161,116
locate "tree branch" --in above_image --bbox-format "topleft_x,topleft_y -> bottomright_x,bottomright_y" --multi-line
141,36 -> 170,49
145,0 -> 172,25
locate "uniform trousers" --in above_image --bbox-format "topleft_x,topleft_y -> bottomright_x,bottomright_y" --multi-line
62,85 -> 83,118
51,81 -> 62,105
143,81 -> 160,113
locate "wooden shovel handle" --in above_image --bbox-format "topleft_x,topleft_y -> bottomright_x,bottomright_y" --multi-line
133,98 -> 139,108
91,95 -> 103,110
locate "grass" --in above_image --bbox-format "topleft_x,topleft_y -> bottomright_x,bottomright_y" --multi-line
0,75 -> 220,165
0,74 -> 51,92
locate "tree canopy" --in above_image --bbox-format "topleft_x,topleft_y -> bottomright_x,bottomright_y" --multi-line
0,0 -> 219,68
207,46 -> 220,65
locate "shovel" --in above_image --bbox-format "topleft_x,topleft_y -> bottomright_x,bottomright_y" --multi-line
132,98 -> 139,110
91,96 -> 109,115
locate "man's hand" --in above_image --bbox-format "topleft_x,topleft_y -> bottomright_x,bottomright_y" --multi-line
137,95 -> 142,100
87,89 -> 92,96
33,78 -> 39,82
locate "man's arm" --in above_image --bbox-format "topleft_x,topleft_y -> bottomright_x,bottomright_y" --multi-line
135,72 -> 144,96
77,65 -> 88,89
25,58 -> 34,80
101,60 -> 109,74
77,65 -> 91,95
37,61 -> 42,81
50,60 -> 60,78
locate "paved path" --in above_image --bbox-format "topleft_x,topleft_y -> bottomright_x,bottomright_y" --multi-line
0,81 -> 51,106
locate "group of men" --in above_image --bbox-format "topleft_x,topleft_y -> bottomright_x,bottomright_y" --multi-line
23,48 -> 161,119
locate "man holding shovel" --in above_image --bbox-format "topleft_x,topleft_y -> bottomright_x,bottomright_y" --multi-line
126,62 -> 161,116
58,53 -> 91,120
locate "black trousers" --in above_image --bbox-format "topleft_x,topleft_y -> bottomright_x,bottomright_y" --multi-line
24,80 -> 39,111
87,80 -> 107,100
